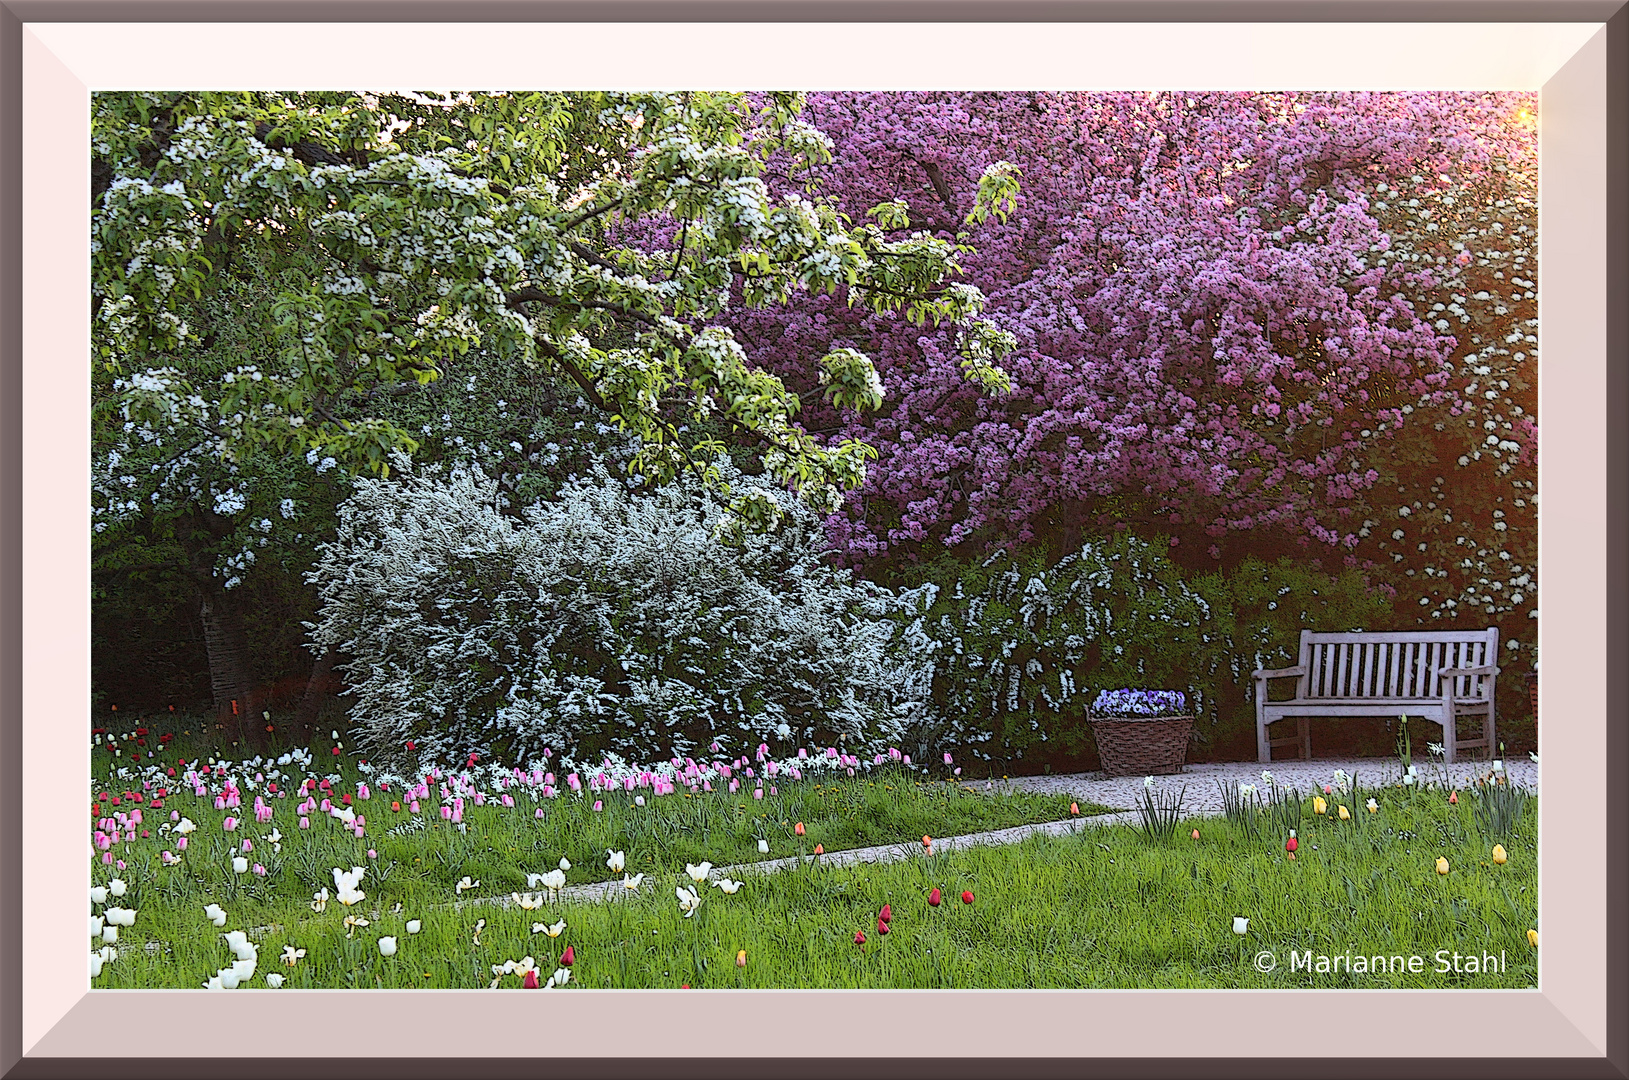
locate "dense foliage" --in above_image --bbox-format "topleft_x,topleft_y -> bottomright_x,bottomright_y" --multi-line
307,457 -> 933,772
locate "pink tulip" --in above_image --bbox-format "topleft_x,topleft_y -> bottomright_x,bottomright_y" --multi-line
410,801 -> 420,814
101,853 -> 113,865
176,837 -> 187,850
754,789 -> 763,800
368,849 -> 377,858
223,816 -> 236,831
535,809 -> 545,819
299,817 -> 310,829
253,864 -> 266,876
241,839 -> 253,853
593,800 -> 603,812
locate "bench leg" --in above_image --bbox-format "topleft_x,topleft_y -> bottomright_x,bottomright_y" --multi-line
1442,704 -> 1457,766
1298,717 -> 1311,760
1257,690 -> 1271,763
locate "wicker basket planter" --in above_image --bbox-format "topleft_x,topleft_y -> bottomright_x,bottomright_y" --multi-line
1088,714 -> 1195,777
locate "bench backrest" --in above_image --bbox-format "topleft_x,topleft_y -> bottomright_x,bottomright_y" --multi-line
1295,629 -> 1500,700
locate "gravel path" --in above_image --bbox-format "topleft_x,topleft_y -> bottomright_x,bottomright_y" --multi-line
978,754 -> 1537,812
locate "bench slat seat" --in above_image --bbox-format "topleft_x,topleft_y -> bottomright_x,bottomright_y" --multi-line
1254,628 -> 1499,765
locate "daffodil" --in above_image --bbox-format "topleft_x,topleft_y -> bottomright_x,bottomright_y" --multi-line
281,945 -> 305,966
606,850 -> 625,872
714,878 -> 742,894
685,862 -> 712,884
676,885 -> 702,918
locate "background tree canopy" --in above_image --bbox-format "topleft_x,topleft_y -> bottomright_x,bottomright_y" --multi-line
91,90 -> 1537,766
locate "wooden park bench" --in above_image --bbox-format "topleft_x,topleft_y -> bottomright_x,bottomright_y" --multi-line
1254,628 -> 1500,765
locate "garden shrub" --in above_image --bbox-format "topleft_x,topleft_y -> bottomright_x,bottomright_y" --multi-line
896,536 -> 1394,766
307,457 -> 933,772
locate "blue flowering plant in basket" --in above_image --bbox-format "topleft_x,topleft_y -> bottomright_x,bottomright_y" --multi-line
1091,689 -> 1187,719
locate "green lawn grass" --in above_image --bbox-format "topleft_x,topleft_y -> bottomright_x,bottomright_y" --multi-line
91,740 -> 1537,989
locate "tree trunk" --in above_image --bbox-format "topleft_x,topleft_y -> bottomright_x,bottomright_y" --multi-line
177,510 -> 261,748
294,649 -> 341,743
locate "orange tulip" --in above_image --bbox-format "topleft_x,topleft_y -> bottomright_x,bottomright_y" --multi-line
1448,791 -> 1459,804
813,844 -> 823,855
1191,829 -> 1200,840
1070,803 -> 1079,815
794,822 -> 805,836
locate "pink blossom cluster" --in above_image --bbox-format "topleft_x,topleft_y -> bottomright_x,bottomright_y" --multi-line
728,91 -> 1534,561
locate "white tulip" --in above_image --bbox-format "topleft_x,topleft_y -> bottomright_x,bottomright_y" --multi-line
231,957 -> 256,982
101,925 -> 118,944
232,856 -> 249,874
1232,917 -> 1249,935
714,879 -> 742,894
676,885 -> 702,918
204,903 -> 227,927
89,951 -> 105,979
104,907 -> 136,927
406,920 -> 422,934
175,818 -> 195,835
90,886 -> 108,905
108,879 -> 127,897
1492,759 -> 1505,773
90,915 -> 105,939
264,973 -> 285,988
550,967 -> 571,987
558,856 -> 571,871
684,862 -> 712,884
606,850 -> 625,872
757,839 -> 769,854
378,936 -> 398,957
622,873 -> 645,891
219,967 -> 240,990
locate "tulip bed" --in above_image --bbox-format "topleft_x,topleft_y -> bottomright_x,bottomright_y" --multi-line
88,728 -> 1537,989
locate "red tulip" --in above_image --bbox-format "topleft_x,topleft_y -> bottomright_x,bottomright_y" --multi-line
560,946 -> 575,967
928,888 -> 942,907
794,822 -> 805,836
406,741 -> 416,752
853,930 -> 866,945
961,891 -> 974,905
391,801 -> 401,812
879,904 -> 891,924
522,969 -> 540,989
332,747 -> 341,756
922,835 -> 932,848
877,918 -> 889,936
813,844 -> 824,855
1285,835 -> 1298,854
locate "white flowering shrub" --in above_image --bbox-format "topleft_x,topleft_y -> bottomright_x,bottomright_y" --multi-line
308,458 -> 931,770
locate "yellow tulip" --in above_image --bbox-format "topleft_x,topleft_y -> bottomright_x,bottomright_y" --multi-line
1527,929 -> 1538,948
1313,796 -> 1327,815
1435,856 -> 1450,875
736,949 -> 747,967
1338,805 -> 1350,820
1492,844 -> 1507,865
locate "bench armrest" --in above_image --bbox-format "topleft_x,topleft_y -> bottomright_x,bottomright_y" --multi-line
1440,665 -> 1500,678
1252,665 -> 1306,680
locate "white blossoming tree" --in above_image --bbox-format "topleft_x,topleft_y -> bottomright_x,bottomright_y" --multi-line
91,90 -> 1017,738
